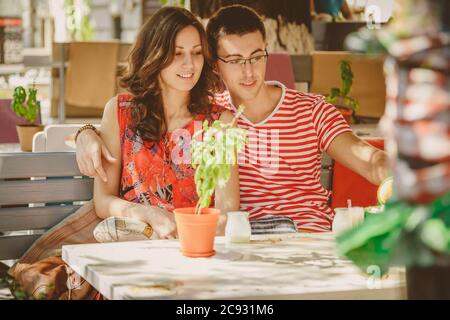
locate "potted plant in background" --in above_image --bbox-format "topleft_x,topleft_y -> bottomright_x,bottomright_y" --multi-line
326,59 -> 360,124
336,0 -> 450,299
174,106 -> 247,258
10,86 -> 43,152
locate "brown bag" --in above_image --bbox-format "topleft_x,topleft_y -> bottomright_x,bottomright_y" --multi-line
10,256 -> 101,300
7,202 -> 103,300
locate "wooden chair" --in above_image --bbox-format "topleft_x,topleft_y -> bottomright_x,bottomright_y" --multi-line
330,138 -> 385,208
320,152 -> 333,194
0,152 -> 92,261
32,124 -> 100,152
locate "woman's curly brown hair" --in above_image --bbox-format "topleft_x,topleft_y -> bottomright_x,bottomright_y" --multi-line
120,6 -> 219,142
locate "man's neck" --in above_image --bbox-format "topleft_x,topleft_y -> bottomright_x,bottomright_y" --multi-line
230,82 -> 282,124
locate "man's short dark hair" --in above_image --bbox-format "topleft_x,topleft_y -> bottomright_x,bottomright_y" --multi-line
206,5 -> 266,58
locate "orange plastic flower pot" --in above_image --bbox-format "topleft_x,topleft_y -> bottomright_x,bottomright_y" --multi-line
174,207 -> 220,258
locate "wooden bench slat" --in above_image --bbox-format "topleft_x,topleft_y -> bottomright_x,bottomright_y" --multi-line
0,206 -> 81,232
0,235 -> 42,260
0,178 -> 93,205
0,152 -> 82,179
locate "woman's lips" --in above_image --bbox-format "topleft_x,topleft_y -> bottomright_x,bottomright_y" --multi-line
177,73 -> 194,79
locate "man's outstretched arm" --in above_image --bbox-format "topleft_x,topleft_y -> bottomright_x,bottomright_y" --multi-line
326,132 -> 390,186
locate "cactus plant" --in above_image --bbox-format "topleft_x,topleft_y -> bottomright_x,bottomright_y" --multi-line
10,85 -> 43,151
10,86 -> 41,125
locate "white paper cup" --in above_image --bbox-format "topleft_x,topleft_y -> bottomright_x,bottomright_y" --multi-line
350,207 -> 365,226
332,208 -> 353,235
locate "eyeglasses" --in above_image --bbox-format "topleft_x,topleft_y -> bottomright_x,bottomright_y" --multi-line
217,49 -> 268,67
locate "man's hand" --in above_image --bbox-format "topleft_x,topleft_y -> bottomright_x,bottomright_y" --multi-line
76,129 -> 117,182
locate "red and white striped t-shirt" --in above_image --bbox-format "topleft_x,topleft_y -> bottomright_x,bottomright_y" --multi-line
214,81 -> 352,232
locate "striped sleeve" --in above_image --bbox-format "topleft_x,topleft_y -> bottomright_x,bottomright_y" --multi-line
311,96 -> 352,152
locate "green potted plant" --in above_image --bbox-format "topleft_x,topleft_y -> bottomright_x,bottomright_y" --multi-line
326,60 -> 360,124
10,86 -> 43,152
174,106 -> 247,258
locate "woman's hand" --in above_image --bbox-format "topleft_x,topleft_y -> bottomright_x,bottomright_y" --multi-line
133,205 -> 178,239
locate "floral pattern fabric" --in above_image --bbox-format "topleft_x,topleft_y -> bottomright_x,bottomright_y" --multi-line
117,93 -> 224,211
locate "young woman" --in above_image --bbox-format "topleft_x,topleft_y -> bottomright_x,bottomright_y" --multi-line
7,6 -> 239,300
91,6 -> 240,239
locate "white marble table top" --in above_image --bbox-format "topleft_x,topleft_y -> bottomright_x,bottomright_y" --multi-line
62,233 -> 406,300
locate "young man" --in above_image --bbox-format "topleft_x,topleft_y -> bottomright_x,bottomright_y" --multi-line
75,5 -> 388,232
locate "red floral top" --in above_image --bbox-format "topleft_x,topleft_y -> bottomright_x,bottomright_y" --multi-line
117,93 -> 224,211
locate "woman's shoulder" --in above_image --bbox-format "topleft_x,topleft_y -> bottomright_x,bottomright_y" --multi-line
104,94 -> 133,128
103,94 -> 129,117
114,93 -> 135,122
116,92 -> 133,107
